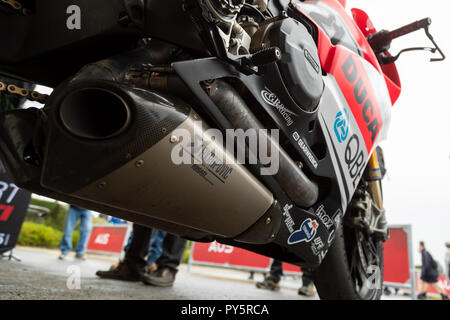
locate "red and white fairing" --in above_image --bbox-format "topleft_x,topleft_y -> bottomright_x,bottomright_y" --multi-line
293,0 -> 400,209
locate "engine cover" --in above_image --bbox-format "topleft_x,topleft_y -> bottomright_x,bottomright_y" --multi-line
267,18 -> 324,112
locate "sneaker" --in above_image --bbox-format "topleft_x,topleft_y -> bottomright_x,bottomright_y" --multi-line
58,253 -> 68,260
142,267 -> 176,287
255,278 -> 280,292
109,262 -> 120,271
298,284 -> 316,297
417,293 -> 427,300
75,253 -> 86,261
147,263 -> 158,274
96,262 -> 143,282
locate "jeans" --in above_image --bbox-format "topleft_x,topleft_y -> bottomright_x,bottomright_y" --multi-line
268,259 -> 283,283
124,224 -> 186,276
147,230 -> 167,265
60,206 -> 93,255
123,229 -> 167,265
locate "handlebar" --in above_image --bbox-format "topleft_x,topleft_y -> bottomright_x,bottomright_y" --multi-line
367,17 -> 445,63
387,18 -> 432,41
368,18 -> 432,54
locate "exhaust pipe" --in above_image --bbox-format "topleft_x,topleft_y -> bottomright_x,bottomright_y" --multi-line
0,45 -> 281,242
59,88 -> 131,140
38,78 -> 276,239
205,80 -> 319,208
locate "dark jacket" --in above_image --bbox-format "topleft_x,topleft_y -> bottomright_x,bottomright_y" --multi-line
421,249 -> 438,279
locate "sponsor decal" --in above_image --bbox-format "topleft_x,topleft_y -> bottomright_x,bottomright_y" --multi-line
341,54 -> 382,146
292,132 -> 318,169
261,89 -> 296,127
311,236 -> 325,256
345,134 -> 365,188
334,109 -> 349,143
282,204 -> 295,233
328,209 -> 343,244
288,218 -> 319,245
315,205 -> 334,230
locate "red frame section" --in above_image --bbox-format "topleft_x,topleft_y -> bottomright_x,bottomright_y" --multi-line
298,0 -> 402,152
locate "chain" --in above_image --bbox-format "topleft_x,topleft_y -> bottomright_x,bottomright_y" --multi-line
0,81 -> 49,104
1,0 -> 32,16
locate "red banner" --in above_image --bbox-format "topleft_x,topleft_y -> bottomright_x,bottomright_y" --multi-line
191,241 -> 302,273
383,228 -> 410,284
192,241 -> 272,271
86,225 -> 129,254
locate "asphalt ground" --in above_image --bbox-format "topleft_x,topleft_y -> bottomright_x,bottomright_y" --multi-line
0,246 -> 411,300
0,246 -> 314,300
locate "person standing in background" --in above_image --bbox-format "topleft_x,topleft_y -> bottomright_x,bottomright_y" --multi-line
417,241 -> 449,300
256,259 -> 316,297
445,242 -> 450,283
96,224 -> 186,287
59,205 -> 93,260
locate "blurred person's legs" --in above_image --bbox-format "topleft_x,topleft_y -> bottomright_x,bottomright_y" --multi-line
147,230 -> 166,273
418,277 -> 448,300
74,209 -> 93,259
430,282 -> 449,300
256,259 -> 283,291
142,233 -> 187,287
109,228 -> 167,272
97,223 -> 152,281
59,207 -> 80,259
298,268 -> 316,297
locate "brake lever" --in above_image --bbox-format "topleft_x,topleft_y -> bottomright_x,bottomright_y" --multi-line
424,25 -> 446,62
380,47 -> 437,65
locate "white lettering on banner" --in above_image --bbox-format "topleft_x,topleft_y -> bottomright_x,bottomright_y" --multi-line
0,181 -> 19,204
0,233 -> 11,246
94,233 -> 110,245
208,241 -> 233,254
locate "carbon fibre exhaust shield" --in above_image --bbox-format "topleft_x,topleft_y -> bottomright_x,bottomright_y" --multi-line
37,79 -> 275,238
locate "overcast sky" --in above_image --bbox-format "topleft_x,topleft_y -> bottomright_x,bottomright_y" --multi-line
346,0 -> 450,265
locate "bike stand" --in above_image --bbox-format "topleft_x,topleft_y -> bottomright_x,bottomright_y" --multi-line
0,249 -> 21,262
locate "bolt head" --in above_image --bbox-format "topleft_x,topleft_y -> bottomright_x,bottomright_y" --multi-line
135,160 -> 144,167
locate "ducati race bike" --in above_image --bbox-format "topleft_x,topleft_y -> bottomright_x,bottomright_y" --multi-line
0,0 -> 445,299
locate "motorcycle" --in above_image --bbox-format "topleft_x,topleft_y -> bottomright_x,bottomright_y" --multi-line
0,0 -> 445,299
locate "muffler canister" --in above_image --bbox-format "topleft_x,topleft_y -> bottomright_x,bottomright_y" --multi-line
42,80 -> 274,238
